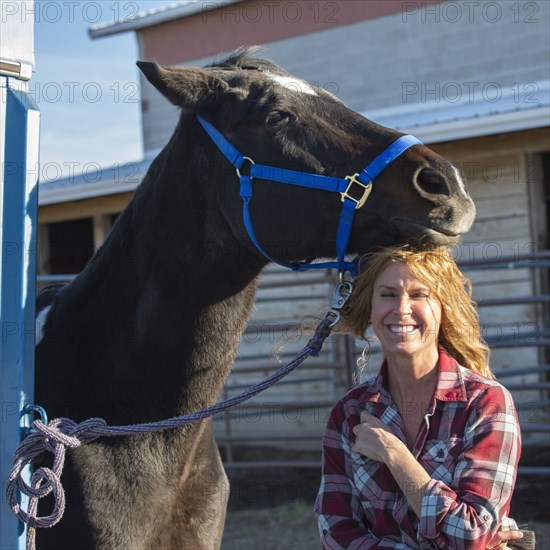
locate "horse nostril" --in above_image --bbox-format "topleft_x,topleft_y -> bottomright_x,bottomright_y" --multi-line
414,168 -> 450,197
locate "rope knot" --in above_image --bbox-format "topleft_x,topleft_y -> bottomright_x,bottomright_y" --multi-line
33,418 -> 82,452
5,416 -> 107,549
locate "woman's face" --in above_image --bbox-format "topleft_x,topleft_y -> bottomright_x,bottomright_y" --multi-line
370,262 -> 442,364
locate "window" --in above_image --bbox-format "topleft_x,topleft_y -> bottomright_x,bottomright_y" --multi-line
47,218 -> 94,275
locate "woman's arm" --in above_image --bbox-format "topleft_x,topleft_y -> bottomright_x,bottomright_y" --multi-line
352,411 -> 430,516
315,403 -> 412,549
353,384 -> 522,549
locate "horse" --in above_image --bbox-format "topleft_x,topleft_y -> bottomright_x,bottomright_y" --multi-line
34,47 -> 475,549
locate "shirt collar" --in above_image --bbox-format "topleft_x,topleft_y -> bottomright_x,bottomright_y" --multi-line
433,348 -> 468,402
360,347 -> 468,405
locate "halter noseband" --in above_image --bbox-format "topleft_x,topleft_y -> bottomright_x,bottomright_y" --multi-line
197,116 -> 422,276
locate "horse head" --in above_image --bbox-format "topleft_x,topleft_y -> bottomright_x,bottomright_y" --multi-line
138,48 -> 475,268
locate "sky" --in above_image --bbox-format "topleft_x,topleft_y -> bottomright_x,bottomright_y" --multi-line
27,0 -> 166,182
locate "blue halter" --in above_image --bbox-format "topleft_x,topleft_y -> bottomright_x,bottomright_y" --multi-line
197,116 -> 422,276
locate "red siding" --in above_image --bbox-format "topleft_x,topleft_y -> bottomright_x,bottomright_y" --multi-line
139,0 -> 442,64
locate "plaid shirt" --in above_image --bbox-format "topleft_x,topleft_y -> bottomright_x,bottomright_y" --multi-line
315,348 -> 521,549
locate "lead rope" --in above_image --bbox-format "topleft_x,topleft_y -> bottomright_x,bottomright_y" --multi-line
7,280 -> 353,550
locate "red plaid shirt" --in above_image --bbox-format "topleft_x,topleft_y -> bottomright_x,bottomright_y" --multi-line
314,348 -> 521,549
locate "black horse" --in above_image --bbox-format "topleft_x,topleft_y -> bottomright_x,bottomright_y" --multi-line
35,48 -> 475,549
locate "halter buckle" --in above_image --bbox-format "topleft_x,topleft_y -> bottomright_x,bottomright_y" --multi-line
341,174 -> 372,209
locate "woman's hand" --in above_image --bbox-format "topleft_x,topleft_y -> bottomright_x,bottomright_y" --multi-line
351,411 -> 403,462
486,528 -> 525,548
351,410 -> 430,517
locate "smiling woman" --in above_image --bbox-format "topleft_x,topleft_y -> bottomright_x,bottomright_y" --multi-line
369,262 -> 443,373
314,246 -> 533,549
342,246 -> 492,379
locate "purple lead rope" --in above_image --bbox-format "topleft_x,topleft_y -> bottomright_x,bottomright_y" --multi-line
6,307 -> 341,550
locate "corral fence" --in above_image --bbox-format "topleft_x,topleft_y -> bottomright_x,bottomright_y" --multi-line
34,250 -> 550,477
211,250 -> 550,476
460,249 -> 550,476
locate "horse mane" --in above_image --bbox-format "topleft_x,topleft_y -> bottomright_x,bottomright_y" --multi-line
207,46 -> 287,75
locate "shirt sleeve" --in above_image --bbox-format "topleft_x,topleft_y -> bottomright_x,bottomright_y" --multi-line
417,384 -> 521,550
315,401 -> 411,549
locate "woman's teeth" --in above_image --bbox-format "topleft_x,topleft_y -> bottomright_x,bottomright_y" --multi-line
389,325 -> 418,334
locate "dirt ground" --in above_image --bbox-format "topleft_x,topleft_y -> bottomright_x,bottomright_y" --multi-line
222,501 -> 319,550
222,506 -> 549,550
221,465 -> 550,550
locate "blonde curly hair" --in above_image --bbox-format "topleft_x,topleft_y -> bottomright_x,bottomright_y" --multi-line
340,245 -> 492,378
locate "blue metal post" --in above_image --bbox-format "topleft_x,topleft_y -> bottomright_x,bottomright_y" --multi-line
0,78 -> 40,549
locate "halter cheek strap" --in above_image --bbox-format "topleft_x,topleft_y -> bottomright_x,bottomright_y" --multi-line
197,116 -> 422,276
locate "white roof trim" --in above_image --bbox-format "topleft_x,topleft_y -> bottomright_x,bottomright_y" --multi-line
89,0 -> 244,38
39,177 -> 140,206
364,79 -> 550,144
38,148 -> 162,206
394,105 -> 549,144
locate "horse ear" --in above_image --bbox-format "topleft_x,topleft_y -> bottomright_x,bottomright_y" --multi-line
137,61 -> 228,112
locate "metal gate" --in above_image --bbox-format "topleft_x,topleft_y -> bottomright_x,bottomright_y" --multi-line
461,250 -> 550,476
213,267 -> 354,468
1,2 -> 39,547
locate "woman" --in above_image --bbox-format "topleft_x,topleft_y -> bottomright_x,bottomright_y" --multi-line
315,246 -> 529,549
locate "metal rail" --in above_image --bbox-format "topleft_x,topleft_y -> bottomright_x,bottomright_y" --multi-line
457,250 -> 550,268
35,254 -> 550,476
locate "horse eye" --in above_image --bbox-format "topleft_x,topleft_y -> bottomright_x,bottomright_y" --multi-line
265,111 -> 292,125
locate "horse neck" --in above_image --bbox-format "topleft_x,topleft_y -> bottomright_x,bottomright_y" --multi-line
127,117 -> 265,297
48,120 -> 265,422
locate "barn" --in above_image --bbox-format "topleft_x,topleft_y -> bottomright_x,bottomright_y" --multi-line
36,0 -> 549,472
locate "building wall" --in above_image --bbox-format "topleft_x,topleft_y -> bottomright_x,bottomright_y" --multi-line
432,128 -> 549,411
138,0 -> 550,154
